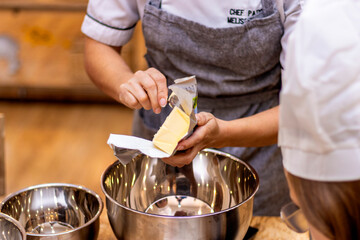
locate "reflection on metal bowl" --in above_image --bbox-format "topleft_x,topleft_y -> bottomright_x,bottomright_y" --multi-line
101,148 -> 259,240
0,183 -> 103,240
0,212 -> 26,240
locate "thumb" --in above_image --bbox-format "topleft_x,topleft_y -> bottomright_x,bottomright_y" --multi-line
195,112 -> 212,126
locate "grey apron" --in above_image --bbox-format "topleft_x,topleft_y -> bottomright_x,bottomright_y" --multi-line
132,0 -> 290,216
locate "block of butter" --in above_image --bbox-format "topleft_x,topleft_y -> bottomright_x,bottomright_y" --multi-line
153,106 -> 190,155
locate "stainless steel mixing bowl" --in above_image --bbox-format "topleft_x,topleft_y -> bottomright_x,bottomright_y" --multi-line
101,148 -> 259,240
0,212 -> 26,240
0,183 -> 103,240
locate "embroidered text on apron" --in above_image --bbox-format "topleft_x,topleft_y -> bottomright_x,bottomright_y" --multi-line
132,0 -> 290,216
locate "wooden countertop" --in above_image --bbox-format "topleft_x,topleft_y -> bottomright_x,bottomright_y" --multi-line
0,196 -> 309,240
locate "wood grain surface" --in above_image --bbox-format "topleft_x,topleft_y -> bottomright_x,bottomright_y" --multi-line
0,10 -> 146,87
0,5 -> 147,101
0,0 -> 88,10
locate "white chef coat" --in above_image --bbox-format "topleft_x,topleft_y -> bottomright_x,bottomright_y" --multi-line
279,0 -> 360,181
81,0 -> 305,66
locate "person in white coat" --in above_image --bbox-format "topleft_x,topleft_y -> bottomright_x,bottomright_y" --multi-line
278,0 -> 360,238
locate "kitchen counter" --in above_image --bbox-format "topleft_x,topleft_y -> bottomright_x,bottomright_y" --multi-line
0,199 -> 309,239
0,193 -> 309,239
98,210 -> 310,240
0,102 -> 310,240
0,193 -> 309,240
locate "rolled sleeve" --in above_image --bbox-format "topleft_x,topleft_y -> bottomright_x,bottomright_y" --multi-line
81,0 -> 140,46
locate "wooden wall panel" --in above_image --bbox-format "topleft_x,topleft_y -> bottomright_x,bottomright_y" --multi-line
0,1 -> 147,101
0,10 -> 90,87
0,0 -> 88,10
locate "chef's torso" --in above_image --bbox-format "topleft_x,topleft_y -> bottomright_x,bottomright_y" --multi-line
81,0 -> 302,216
139,0 -> 283,131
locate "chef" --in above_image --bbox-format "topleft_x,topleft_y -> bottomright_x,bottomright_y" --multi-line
81,0 -> 304,216
279,0 -> 360,238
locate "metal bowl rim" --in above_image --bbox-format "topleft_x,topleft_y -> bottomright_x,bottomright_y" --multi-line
0,182 -> 104,237
101,148 -> 259,219
0,212 -> 27,239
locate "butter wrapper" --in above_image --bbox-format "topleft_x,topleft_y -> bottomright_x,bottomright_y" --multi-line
108,76 -> 198,165
107,134 -> 170,165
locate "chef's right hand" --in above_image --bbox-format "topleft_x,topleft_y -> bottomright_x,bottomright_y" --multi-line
119,68 -> 168,114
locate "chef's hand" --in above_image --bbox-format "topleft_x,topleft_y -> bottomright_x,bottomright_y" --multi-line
119,68 -> 168,114
162,112 -> 223,167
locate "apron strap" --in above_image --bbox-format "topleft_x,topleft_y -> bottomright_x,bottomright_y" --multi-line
149,0 -> 162,8
262,0 -> 276,17
275,0 -> 285,24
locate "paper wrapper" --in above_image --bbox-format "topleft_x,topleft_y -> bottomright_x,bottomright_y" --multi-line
108,76 -> 198,165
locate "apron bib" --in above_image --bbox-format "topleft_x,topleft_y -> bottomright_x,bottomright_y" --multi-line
132,0 -> 290,216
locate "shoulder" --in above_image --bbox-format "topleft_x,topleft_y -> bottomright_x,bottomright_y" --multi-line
296,0 -> 360,45
282,0 -> 305,22
81,0 -> 146,46
284,0 -> 360,84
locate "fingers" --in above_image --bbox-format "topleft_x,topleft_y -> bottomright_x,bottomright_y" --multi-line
176,112 -> 214,150
161,112 -> 220,167
147,68 -> 168,108
162,147 -> 200,167
137,70 -> 160,112
118,68 -> 167,113
176,130 -> 204,151
195,112 -> 213,126
119,79 -> 149,109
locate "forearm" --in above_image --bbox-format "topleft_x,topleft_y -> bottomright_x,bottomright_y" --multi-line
218,106 -> 279,147
84,37 -> 134,102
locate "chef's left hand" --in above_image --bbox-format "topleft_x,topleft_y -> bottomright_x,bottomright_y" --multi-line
162,112 -> 224,167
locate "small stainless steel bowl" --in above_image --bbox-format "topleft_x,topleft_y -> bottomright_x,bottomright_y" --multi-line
0,183 -> 103,240
101,148 -> 259,240
0,212 -> 26,240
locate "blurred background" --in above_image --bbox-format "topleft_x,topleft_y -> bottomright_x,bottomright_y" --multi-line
0,0 -> 147,201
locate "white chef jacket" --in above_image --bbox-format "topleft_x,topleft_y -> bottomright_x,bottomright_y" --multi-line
81,0 -> 305,67
279,0 -> 360,181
